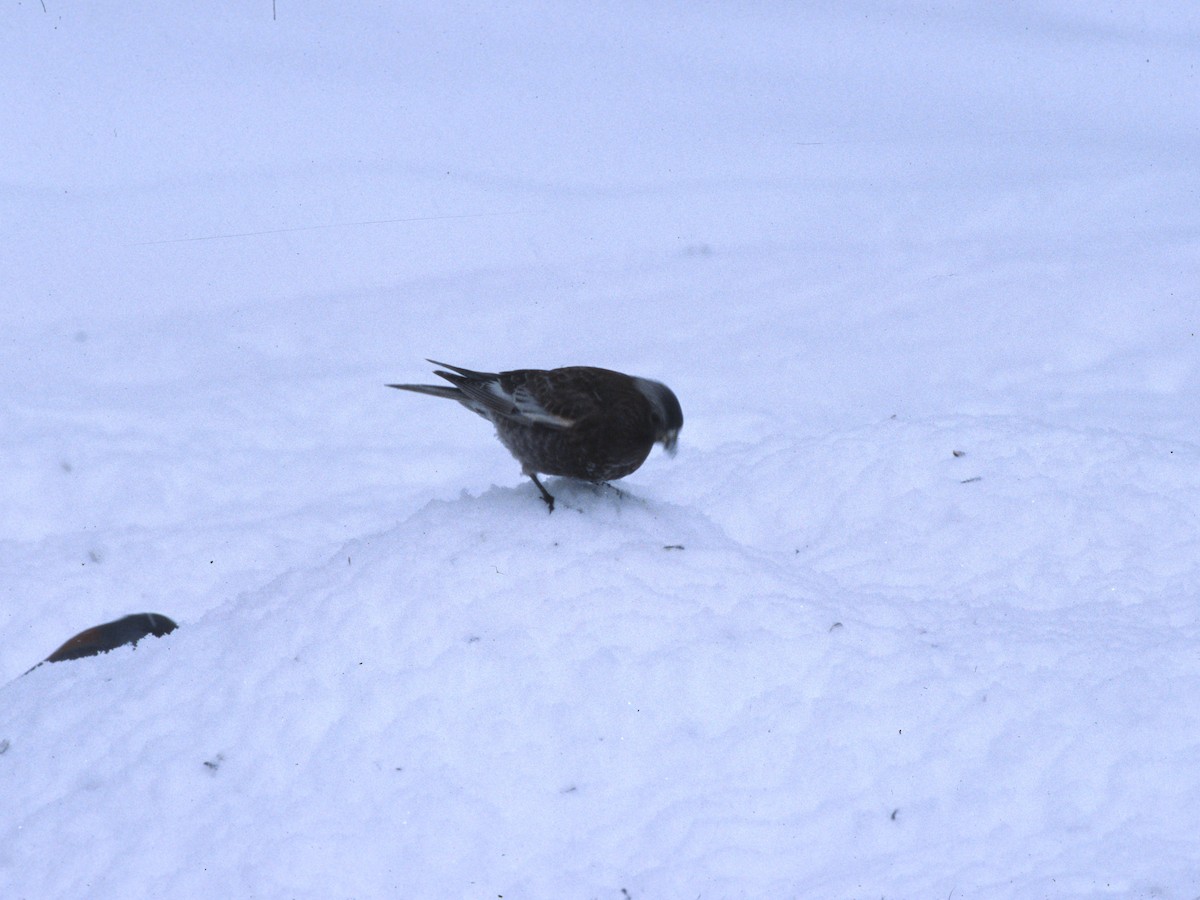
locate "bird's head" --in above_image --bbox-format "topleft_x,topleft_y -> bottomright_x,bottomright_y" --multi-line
633,377 -> 683,456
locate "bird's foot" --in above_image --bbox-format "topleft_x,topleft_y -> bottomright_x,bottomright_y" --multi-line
597,482 -> 627,500
530,474 -> 556,513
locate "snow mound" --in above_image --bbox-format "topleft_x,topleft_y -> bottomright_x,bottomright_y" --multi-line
4,425 -> 1199,896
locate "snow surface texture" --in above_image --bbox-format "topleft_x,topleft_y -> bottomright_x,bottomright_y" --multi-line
3,3 -> 1199,898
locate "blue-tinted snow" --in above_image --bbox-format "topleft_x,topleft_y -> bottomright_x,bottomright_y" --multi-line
2,3 -> 1198,897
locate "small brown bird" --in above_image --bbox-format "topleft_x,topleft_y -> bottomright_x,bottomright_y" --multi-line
389,360 -> 683,511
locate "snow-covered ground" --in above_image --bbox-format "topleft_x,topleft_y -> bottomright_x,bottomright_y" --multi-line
3,3 -> 1199,897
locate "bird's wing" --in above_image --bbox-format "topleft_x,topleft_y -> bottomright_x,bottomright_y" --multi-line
446,372 -> 575,428
418,362 -> 599,429
508,381 -> 577,428
516,367 -> 622,424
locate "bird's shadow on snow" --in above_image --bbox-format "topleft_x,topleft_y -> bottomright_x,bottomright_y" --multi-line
441,478 -> 658,519
394,477 -> 720,553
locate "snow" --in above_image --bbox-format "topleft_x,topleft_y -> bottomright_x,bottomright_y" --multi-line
3,2 -> 1199,897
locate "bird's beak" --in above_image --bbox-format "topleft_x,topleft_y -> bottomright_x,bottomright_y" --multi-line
662,430 -> 679,457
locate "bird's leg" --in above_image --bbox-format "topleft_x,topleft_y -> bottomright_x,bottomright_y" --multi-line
598,481 -> 627,500
529,473 -> 555,513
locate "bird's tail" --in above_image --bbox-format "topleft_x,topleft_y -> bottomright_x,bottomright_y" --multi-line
426,359 -> 496,382
386,383 -> 463,400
